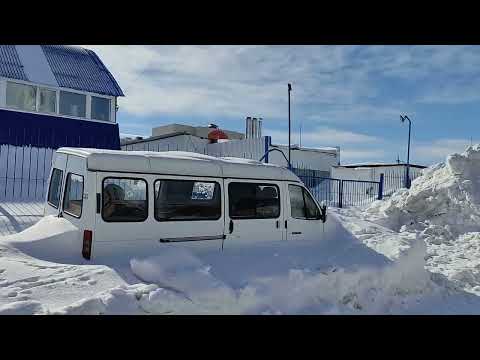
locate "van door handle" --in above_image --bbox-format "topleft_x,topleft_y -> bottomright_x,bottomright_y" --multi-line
292,231 -> 302,235
276,220 -> 279,228
229,220 -> 234,234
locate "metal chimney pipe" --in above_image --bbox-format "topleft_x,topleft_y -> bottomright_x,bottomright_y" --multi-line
258,118 -> 262,138
245,117 -> 252,139
252,117 -> 257,138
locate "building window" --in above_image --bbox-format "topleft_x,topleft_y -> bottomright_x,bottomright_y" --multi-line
38,88 -> 57,114
91,96 -> 111,121
228,182 -> 280,219
288,185 -> 321,220
102,178 -> 148,222
63,173 -> 84,218
59,91 -> 86,118
6,82 -> 37,111
47,168 -> 63,209
154,180 -> 221,221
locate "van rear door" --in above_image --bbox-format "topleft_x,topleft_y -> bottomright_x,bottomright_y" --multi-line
60,154 -> 88,227
44,152 -> 68,217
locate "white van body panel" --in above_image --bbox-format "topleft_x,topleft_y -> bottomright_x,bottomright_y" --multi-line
93,172 -> 225,259
44,148 -> 330,261
55,148 -> 300,182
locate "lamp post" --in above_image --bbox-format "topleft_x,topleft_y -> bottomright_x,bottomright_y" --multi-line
288,83 -> 292,169
400,115 -> 412,188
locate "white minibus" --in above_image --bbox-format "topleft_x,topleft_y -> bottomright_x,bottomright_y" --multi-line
44,148 -> 327,260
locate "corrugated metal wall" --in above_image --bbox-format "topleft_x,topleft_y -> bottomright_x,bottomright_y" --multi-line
207,137 -> 266,159
122,135 -> 207,153
122,135 -> 266,160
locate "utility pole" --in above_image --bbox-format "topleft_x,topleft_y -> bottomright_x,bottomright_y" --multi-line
288,83 -> 292,169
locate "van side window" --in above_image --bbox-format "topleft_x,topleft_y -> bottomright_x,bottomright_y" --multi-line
288,185 -> 321,220
154,180 -> 221,221
289,185 -> 306,218
63,173 -> 84,218
47,168 -> 63,208
229,182 -> 280,219
102,178 -> 148,222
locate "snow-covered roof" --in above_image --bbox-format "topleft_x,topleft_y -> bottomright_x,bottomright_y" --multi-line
270,143 -> 338,154
336,163 -> 427,169
0,45 -> 124,97
57,148 -> 301,182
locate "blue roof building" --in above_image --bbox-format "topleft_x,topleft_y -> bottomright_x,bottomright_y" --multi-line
0,45 -> 124,150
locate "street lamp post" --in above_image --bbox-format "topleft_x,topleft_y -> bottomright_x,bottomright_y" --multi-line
288,83 -> 292,169
400,115 -> 412,188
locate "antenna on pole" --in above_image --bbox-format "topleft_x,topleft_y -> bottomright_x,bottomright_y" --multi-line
299,120 -> 302,148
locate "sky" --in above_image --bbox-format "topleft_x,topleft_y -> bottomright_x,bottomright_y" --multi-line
86,45 -> 480,165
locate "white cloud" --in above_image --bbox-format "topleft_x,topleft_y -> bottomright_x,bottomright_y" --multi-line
84,45 -> 480,127
266,127 -> 380,148
340,149 -> 388,163
86,45 -> 480,122
413,139 -> 473,164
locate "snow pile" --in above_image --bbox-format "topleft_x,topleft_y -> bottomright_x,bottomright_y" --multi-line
3,175 -> 480,313
338,144 -> 480,295
47,240 -> 480,315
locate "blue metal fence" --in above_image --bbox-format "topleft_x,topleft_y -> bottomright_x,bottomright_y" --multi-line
293,169 -> 384,208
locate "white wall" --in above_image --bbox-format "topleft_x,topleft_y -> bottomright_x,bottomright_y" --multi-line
122,135 -> 208,153
0,144 -> 54,202
331,167 -> 374,181
207,137 -> 265,160
121,135 -> 340,175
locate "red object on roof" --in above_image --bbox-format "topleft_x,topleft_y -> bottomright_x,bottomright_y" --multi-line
208,129 -> 229,140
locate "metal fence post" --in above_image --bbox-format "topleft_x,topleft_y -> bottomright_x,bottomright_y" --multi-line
378,173 -> 384,200
339,180 -> 343,208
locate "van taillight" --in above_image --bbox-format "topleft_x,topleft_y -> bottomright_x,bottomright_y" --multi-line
82,230 -> 93,260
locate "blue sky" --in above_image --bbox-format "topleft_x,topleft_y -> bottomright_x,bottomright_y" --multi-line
87,45 -> 480,165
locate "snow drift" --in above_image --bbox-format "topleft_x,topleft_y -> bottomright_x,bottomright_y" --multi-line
340,144 -> 480,295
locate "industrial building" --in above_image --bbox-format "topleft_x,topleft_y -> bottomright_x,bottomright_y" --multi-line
121,117 -> 340,177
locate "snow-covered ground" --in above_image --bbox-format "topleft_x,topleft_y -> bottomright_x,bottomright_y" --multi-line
3,146 -> 480,314
1,211 -> 480,314
0,202 -> 44,237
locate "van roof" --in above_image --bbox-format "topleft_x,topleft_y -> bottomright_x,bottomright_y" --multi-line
56,148 -> 301,182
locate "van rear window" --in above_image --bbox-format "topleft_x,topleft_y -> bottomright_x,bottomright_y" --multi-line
47,168 -> 63,208
63,173 -> 84,218
102,178 -> 148,222
228,182 -> 280,219
154,179 -> 221,221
